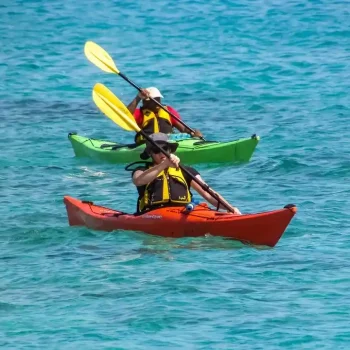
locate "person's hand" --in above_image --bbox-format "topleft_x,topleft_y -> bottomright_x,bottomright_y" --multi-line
191,129 -> 203,138
162,154 -> 180,169
137,89 -> 150,100
229,206 -> 242,215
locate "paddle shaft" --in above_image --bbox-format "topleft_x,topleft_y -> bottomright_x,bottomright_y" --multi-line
139,129 -> 234,213
118,72 -> 206,141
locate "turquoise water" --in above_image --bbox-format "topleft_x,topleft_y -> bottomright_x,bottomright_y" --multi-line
1,0 -> 350,348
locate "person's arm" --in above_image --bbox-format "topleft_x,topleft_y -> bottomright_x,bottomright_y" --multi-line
168,107 -> 203,137
172,119 -> 186,133
190,175 -> 241,214
127,95 -> 141,115
132,155 -> 180,186
127,89 -> 150,115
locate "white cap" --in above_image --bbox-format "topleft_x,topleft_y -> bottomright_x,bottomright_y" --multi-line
145,87 -> 163,99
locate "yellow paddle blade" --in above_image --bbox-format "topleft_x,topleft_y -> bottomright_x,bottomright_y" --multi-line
104,87 -> 135,120
92,83 -> 141,133
84,41 -> 120,74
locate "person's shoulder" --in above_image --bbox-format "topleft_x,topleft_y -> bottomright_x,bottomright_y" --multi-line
133,109 -> 143,125
130,161 -> 152,176
167,106 -> 180,118
133,166 -> 146,171
167,106 -> 181,124
167,105 -> 180,115
134,108 -> 141,117
132,165 -> 146,172
131,167 -> 145,181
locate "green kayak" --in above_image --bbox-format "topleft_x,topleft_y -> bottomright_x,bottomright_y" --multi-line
68,132 -> 259,164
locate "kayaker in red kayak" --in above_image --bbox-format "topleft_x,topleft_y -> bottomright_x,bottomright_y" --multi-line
127,87 -> 203,143
131,132 -> 241,214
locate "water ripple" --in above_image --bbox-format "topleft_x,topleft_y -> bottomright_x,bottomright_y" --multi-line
1,0 -> 350,348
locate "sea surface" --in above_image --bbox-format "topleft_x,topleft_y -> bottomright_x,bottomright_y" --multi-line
1,0 -> 350,348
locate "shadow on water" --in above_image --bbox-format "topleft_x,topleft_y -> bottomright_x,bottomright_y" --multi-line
134,234 -> 272,253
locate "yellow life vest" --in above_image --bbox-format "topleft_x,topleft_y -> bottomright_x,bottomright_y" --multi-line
138,165 -> 192,212
135,107 -> 173,143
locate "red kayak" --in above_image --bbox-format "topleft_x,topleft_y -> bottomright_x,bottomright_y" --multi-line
64,196 -> 297,247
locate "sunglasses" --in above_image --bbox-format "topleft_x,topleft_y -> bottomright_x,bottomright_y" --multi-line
150,146 -> 171,154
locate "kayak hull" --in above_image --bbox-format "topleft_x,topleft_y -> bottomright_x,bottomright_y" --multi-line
63,196 -> 297,247
68,133 -> 259,164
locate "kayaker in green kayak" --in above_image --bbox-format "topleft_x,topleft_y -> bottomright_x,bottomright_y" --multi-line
127,87 -> 203,143
130,133 -> 241,214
